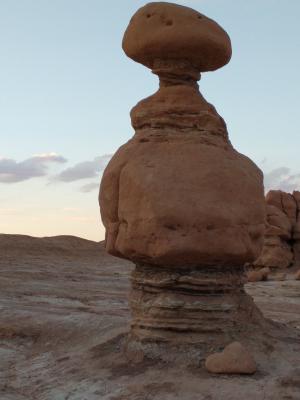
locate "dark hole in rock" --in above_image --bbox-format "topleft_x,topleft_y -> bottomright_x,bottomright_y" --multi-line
166,19 -> 173,26
165,224 -> 177,231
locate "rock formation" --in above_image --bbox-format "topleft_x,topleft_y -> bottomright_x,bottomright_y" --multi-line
247,267 -> 270,282
99,2 -> 266,362
205,342 -> 256,375
253,190 -> 300,270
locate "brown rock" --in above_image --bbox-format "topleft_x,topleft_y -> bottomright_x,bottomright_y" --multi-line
205,342 -> 256,374
122,2 -> 231,72
292,191 -> 300,266
247,267 -> 270,282
254,242 -> 293,269
254,203 -> 293,269
265,205 -> 291,240
295,270 -> 300,280
99,2 -> 266,361
101,141 -> 264,267
266,190 -> 297,227
247,270 -> 263,283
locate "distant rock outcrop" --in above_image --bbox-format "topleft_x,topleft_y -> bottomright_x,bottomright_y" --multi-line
253,190 -> 300,270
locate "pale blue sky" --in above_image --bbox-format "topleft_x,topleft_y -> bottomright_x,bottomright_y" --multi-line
1,0 -> 300,240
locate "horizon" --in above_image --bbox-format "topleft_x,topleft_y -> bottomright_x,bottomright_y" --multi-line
1,0 -> 300,241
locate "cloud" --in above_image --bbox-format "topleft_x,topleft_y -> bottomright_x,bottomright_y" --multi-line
0,153 -> 67,183
264,167 -> 300,193
80,182 -> 99,193
55,154 -> 111,182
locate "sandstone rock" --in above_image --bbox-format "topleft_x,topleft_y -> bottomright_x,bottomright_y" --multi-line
99,2 -> 266,360
266,190 -> 297,227
205,342 -> 256,374
254,237 -> 293,269
292,191 -> 300,267
254,203 -> 293,269
252,189 -> 300,271
122,2 -> 231,72
247,267 -> 270,282
265,205 -> 291,240
100,3 -> 265,267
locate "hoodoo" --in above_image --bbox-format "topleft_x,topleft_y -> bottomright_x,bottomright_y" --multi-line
99,2 -> 266,362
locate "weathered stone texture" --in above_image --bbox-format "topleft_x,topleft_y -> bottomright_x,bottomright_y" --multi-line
99,2 -> 266,359
253,190 -> 300,271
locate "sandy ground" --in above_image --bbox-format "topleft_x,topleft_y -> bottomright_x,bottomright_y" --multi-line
1,234 -> 300,400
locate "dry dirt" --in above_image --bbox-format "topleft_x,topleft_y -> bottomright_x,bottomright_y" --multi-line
1,234 -> 300,400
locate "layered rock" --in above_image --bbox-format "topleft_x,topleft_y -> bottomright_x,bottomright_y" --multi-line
99,2 -> 266,361
253,190 -> 300,270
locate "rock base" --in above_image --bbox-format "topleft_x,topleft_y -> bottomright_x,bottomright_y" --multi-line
126,263 -> 266,363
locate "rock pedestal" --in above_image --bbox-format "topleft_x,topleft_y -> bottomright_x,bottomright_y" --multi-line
99,2 -> 266,362
129,264 -> 260,343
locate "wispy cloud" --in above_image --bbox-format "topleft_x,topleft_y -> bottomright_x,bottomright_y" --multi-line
0,153 -> 67,183
54,154 -> 111,182
80,182 -> 99,193
264,167 -> 300,192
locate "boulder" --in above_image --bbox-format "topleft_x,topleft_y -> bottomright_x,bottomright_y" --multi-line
247,267 -> 270,282
205,342 -> 256,374
122,2 -> 231,72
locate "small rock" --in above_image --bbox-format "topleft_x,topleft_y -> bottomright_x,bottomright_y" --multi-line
205,342 -> 256,375
295,270 -> 300,280
247,267 -> 270,282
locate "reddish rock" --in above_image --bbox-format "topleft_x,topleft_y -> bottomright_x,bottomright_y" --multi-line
295,270 -> 300,280
99,2 -> 265,361
247,267 -> 270,282
254,203 -> 293,269
293,191 -> 300,266
252,190 -> 300,271
100,4 -> 265,268
266,190 -> 297,227
205,342 -> 256,375
122,2 -> 232,72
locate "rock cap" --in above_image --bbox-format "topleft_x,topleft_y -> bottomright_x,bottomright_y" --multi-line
122,2 -> 232,72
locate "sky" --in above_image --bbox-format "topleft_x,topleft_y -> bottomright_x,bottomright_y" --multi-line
0,0 -> 300,241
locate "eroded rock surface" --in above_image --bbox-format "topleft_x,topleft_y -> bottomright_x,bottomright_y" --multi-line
1,234 -> 300,399
253,190 -> 300,271
99,1 -> 266,361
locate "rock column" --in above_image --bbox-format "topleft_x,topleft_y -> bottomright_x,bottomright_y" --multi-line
99,2 -> 266,361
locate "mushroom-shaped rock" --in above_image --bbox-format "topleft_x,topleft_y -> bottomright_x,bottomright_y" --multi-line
99,2 -> 266,363
205,342 -> 257,375
123,2 -> 232,72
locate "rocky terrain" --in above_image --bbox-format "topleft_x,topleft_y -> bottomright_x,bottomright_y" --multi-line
253,190 -> 300,270
1,234 -> 300,399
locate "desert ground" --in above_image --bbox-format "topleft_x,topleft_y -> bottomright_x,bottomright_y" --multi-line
1,234 -> 300,400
